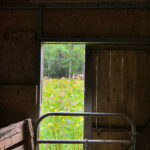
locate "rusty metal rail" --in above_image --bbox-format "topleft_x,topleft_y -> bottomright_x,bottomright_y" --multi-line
35,112 -> 136,150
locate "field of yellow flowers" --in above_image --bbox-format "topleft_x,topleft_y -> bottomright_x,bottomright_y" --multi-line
40,77 -> 84,150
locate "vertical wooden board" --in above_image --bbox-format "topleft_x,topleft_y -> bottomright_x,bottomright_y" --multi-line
134,51 -> 150,126
92,91 -> 97,128
92,129 -> 99,150
26,119 -> 34,150
97,50 -> 110,127
136,124 -> 150,150
92,131 -> 129,150
123,51 -> 136,126
84,47 -> 96,139
109,51 -> 123,126
92,50 -> 98,128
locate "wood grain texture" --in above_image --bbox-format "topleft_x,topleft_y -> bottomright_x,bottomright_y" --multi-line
12,145 -> 25,150
109,51 -> 123,126
92,131 -> 129,150
43,9 -> 150,37
134,51 -> 150,126
0,85 -> 37,103
0,85 -> 37,128
0,10 -> 38,129
0,10 -> 37,32
0,119 -> 34,150
24,0 -> 150,2
0,32 -> 38,84
87,45 -> 150,150
92,50 -> 97,128
25,119 -> 34,150
0,132 -> 24,150
97,50 -> 110,127
136,123 -> 150,150
122,51 -> 136,126
0,120 -> 25,141
1,0 -> 150,2
89,47 -> 150,127
84,48 -> 95,139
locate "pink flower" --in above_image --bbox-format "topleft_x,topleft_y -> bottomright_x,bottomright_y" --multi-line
60,92 -> 65,97
72,75 -> 75,79
51,96 -> 54,99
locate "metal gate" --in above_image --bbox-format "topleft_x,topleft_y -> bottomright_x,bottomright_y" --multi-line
35,112 -> 136,150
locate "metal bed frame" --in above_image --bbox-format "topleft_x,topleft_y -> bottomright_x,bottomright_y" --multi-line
35,112 -> 136,150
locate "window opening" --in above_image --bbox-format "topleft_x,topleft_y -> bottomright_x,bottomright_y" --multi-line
40,43 -> 85,150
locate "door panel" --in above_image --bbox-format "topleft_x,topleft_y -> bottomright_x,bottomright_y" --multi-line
85,45 -> 150,150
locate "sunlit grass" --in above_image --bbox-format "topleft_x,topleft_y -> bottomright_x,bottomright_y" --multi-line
40,77 -> 84,150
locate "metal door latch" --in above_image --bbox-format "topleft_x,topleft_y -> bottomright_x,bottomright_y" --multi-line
85,139 -> 88,150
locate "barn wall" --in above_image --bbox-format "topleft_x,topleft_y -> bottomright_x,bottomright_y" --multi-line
43,9 -> 150,38
0,10 -> 38,127
0,0 -> 150,2
0,0 -> 150,149
87,45 -> 150,149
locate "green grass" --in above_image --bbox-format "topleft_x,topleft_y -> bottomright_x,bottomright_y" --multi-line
40,77 -> 84,150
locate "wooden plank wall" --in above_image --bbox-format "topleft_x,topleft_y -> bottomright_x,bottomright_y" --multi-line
0,11 -> 38,128
0,0 -> 149,2
0,119 -> 34,150
0,86 -> 37,128
86,45 -> 150,150
18,0 -> 150,2
43,9 -> 150,38
1,3 -> 150,149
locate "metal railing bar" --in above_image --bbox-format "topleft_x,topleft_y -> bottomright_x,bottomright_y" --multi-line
35,112 -> 136,135
37,139 -> 131,145
35,112 -> 136,150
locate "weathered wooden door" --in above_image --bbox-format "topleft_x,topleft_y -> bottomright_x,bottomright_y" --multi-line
84,44 -> 150,150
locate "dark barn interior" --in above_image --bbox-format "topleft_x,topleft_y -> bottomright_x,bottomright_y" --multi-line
1,0 -> 150,150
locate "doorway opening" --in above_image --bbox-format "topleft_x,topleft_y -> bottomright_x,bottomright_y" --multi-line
40,43 -> 85,150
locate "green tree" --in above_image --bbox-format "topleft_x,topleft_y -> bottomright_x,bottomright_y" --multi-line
43,44 -> 85,78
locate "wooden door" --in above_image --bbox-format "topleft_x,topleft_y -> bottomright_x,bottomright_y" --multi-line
84,44 -> 150,150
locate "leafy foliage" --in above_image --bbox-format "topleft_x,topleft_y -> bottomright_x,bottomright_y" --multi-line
44,44 -> 85,78
40,77 -> 84,150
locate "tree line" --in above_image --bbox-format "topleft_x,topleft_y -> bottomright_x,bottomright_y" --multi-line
43,44 -> 85,78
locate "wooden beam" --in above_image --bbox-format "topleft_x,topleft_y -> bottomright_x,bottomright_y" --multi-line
0,119 -> 34,150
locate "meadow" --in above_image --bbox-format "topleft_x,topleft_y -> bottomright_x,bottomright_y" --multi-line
40,76 -> 84,150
